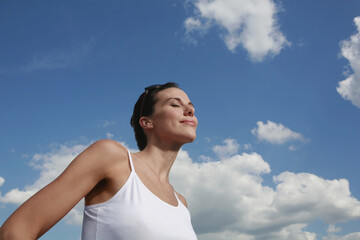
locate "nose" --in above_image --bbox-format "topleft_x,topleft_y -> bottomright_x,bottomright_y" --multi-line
184,105 -> 194,117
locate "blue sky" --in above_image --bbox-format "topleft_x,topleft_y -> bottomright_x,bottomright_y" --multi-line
1,0 -> 360,239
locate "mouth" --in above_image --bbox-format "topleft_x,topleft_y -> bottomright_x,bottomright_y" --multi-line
180,120 -> 197,126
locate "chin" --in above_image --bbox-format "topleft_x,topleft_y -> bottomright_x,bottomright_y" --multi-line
168,130 -> 197,145
184,133 -> 197,143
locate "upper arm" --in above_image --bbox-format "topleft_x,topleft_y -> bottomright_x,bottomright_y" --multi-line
0,139 -> 127,239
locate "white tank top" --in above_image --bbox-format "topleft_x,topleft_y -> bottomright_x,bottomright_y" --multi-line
81,149 -> 197,240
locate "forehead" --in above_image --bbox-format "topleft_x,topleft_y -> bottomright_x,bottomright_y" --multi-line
155,87 -> 191,103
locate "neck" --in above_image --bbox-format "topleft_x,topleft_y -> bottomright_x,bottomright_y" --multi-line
135,144 -> 181,183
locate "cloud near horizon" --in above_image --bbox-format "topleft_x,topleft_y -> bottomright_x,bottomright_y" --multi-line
1,139 -> 360,239
337,16 -> 360,109
184,0 -> 290,62
171,139 -> 360,239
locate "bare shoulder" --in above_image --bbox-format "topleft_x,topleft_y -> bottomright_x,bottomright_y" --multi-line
87,139 -> 127,155
85,139 -> 128,165
73,139 -> 130,181
82,139 -> 131,205
175,191 -> 188,208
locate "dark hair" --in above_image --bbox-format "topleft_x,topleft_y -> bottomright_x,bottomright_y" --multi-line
130,82 -> 180,150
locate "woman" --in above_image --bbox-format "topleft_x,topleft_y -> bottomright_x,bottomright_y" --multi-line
0,82 -> 198,240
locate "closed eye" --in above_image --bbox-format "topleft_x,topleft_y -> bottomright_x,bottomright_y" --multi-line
166,98 -> 194,109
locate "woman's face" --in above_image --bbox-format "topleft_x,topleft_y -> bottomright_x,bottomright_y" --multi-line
147,87 -> 198,145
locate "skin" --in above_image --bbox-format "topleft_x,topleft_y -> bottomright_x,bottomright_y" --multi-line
0,87 -> 197,240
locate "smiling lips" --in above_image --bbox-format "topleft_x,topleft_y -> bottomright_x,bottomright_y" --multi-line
180,120 -> 197,126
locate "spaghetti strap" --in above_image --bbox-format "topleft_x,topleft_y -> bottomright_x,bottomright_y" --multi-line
127,149 -> 135,173
174,191 -> 181,202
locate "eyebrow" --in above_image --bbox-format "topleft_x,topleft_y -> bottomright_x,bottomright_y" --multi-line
166,97 -> 195,108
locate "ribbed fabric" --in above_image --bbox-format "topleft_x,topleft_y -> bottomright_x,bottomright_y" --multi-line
81,149 -> 197,240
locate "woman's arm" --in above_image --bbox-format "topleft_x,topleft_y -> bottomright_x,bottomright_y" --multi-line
0,139 -> 126,240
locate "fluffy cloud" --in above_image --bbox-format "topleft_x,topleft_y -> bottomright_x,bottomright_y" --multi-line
251,120 -> 304,145
274,172 -> 360,223
0,143 -> 88,224
337,17 -> 360,109
184,0 -> 289,61
212,138 -> 240,158
0,188 -> 37,205
170,139 -> 360,240
2,139 -> 360,239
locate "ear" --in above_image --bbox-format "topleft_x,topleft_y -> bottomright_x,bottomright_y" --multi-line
139,116 -> 153,129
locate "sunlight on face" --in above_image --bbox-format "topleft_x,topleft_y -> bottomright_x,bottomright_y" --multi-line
149,88 -> 198,145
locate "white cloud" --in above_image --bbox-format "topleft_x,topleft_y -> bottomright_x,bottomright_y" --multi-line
2,139 -> 360,239
212,138 -> 240,158
0,188 -> 37,205
327,224 -> 342,234
184,0 -> 290,62
342,233 -> 360,240
170,139 -> 360,240
337,17 -> 360,109
243,143 -> 252,150
323,232 -> 360,240
264,224 -> 317,240
251,120 -> 304,145
0,177 -> 4,187
65,207 -> 84,225
212,139 -> 252,158
274,172 -> 360,223
198,155 -> 212,162
185,17 -> 203,34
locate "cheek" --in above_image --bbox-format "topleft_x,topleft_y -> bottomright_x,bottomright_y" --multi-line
160,108 -> 180,119
153,110 -> 179,128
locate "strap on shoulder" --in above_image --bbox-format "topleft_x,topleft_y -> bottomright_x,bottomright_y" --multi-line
127,149 -> 135,173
